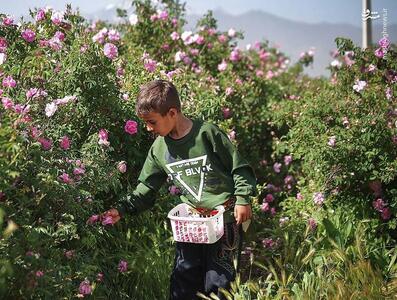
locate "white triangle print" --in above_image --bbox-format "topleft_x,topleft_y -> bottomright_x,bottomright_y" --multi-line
165,155 -> 207,201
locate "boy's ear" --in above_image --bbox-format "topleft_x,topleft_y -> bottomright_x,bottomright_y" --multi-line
168,108 -> 178,117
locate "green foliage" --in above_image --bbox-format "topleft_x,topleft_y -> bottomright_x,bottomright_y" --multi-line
1,0 -> 396,298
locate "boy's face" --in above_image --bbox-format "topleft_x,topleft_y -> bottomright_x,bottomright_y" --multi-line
139,109 -> 177,137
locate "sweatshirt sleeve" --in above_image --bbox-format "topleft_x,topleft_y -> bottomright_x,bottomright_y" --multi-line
117,145 -> 167,216
212,128 -> 257,205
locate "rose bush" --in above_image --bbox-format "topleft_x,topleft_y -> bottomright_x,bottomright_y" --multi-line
241,37 -> 397,298
1,0 -> 396,299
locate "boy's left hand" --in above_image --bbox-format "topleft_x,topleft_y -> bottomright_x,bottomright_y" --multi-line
234,204 -> 252,225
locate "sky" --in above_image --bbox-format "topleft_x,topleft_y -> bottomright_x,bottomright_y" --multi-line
1,0 -> 396,27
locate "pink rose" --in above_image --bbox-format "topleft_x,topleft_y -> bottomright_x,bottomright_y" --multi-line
284,175 -> 294,186
262,238 -> 275,249
313,192 -> 324,206
378,37 -> 390,49
265,194 -> 274,203
51,11 -> 64,25
372,198 -> 386,212
26,88 -> 38,99
35,270 -> 44,277
207,28 -> 216,36
118,260 -> 128,272
196,35 -> 205,44
117,161 -> 127,173
30,126 -> 42,139
144,58 -> 157,73
104,43 -> 118,60
38,39 -> 49,48
218,34 -> 227,43
161,44 -> 170,51
59,173 -> 71,184
86,214 -> 100,225
0,37 -> 7,52
116,67 -> 125,77
98,129 -> 109,146
168,185 -> 180,195
222,107 -> 232,119
259,50 -> 270,61
217,60 -> 228,72
1,97 -> 13,109
21,29 -> 36,43
374,47 -> 386,58
158,10 -> 168,20
308,218 -> 317,231
229,49 -> 241,62
328,136 -> 336,147
38,137 -> 52,150
265,70 -> 274,80
54,31 -> 65,41
124,120 -> 138,135
3,17 -> 14,26
171,31 -> 179,41
225,87 -> 233,96
2,76 -> 16,88
381,207 -> 391,220
260,202 -> 270,212
13,104 -> 23,114
35,9 -> 46,22
80,44 -> 88,53
273,162 -> 282,173
60,136 -> 71,150
296,193 -> 304,201
270,207 -> 276,216
182,56 -> 192,65
78,279 -> 92,295
108,29 -> 120,41
73,167 -> 85,175
284,155 -> 292,166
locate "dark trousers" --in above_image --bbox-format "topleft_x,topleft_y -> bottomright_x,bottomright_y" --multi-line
169,222 -> 240,300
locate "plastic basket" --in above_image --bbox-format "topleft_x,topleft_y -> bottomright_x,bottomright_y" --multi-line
167,203 -> 225,244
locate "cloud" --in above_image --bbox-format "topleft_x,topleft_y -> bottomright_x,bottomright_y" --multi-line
105,3 -> 116,11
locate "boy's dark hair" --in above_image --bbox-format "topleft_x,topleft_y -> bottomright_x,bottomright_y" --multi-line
136,80 -> 181,116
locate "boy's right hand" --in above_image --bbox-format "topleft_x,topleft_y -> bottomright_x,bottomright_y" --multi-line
101,208 -> 121,225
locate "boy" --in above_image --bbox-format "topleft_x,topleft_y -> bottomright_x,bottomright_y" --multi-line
104,80 -> 256,299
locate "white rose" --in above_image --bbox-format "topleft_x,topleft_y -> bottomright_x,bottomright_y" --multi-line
0,53 -> 6,65
45,102 -> 58,117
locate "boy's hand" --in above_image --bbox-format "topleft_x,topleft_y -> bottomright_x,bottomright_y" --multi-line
234,204 -> 252,225
101,208 -> 120,225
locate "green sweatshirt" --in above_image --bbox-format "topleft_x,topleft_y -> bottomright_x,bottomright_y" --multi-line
117,119 -> 257,222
